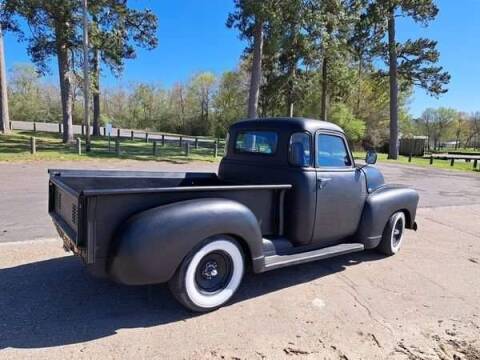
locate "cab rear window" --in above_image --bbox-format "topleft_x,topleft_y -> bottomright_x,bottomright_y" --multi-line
235,131 -> 278,155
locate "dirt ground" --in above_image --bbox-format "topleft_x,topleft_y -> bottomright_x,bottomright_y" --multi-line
0,160 -> 479,359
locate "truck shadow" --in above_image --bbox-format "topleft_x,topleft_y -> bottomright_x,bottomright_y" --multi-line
0,251 -> 384,349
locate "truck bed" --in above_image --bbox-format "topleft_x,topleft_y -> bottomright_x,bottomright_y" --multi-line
48,169 -> 290,276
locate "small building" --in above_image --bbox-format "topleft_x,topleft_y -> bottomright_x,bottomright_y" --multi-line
399,136 -> 427,156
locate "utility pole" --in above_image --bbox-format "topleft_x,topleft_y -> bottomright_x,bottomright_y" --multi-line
82,0 -> 91,151
0,26 -> 10,134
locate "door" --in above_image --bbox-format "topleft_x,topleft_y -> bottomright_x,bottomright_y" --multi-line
313,132 -> 366,244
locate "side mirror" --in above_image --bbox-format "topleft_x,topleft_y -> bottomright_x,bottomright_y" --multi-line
365,150 -> 377,165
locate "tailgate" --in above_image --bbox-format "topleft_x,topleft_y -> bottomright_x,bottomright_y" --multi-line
48,177 -> 86,259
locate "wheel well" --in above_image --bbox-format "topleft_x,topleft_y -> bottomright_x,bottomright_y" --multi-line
399,209 -> 412,228
226,234 -> 253,271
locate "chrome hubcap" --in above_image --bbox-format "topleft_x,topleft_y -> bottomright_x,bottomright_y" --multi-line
195,251 -> 233,293
202,261 -> 219,279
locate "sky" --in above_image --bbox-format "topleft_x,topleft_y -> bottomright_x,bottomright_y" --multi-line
3,0 -> 480,118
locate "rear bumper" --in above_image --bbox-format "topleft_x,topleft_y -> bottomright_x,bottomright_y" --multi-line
51,215 -> 86,260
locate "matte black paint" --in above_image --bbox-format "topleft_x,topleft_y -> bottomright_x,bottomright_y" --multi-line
48,117 -> 419,287
109,198 -> 263,285
355,185 -> 419,249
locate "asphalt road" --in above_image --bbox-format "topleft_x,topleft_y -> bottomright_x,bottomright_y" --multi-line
0,159 -> 478,243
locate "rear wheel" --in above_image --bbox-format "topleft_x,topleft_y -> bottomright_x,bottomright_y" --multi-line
168,236 -> 244,312
377,212 -> 406,256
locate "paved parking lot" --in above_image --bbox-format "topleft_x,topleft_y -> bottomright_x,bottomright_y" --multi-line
0,160 -> 479,359
1,160 -> 479,244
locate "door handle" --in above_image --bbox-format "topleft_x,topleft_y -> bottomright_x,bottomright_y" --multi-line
317,177 -> 332,190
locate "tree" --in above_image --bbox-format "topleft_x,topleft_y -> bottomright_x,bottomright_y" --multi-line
417,108 -> 436,150
430,107 -> 456,149
2,1 -> 83,142
0,25 -> 10,134
214,67 -> 249,136
8,64 -> 42,122
228,1 -> 279,118
305,0 -> 357,121
329,102 -> 365,142
1,0 -> 158,142
88,2 -> 157,135
188,72 -> 216,135
367,0 -> 450,159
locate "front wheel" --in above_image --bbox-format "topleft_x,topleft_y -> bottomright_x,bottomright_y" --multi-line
168,236 -> 245,312
377,212 -> 406,256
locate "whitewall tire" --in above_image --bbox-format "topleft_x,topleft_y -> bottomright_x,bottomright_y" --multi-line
169,236 -> 244,312
377,212 -> 406,256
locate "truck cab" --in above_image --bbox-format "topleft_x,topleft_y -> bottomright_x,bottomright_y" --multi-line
49,117 -> 419,312
221,118 -> 369,248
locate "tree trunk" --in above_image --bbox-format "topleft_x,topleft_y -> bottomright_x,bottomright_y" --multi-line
247,19 -> 263,119
320,56 -> 328,121
356,57 -> 362,115
92,47 -> 100,136
287,61 -> 296,117
387,7 -> 399,159
56,25 -> 74,143
0,27 -> 10,134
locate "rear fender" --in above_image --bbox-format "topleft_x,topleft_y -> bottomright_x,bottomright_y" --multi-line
356,185 -> 419,249
108,198 -> 263,285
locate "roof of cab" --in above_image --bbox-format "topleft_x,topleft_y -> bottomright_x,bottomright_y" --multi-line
229,117 -> 344,134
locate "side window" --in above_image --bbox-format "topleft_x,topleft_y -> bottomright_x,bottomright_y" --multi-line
316,134 -> 352,168
289,132 -> 311,167
235,131 -> 278,155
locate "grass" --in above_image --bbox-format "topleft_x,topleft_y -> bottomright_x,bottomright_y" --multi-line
0,130 -> 223,163
353,151 -> 479,173
0,131 -> 478,172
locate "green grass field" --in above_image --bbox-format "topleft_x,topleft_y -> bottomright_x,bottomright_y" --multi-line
353,151 -> 479,172
1,130 -> 478,172
0,130 -> 223,163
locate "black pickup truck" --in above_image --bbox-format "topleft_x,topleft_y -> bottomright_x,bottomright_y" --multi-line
49,117 -> 418,312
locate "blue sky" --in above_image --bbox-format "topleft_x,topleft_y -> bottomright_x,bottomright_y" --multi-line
3,0 -> 480,117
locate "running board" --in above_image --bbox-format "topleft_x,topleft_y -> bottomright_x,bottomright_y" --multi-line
262,243 -> 365,271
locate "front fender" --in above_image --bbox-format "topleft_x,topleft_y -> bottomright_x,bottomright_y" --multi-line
108,198 -> 263,285
356,185 -> 419,249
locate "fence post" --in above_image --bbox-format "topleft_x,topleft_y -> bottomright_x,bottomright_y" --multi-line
429,155 -> 433,165
145,132 -> 149,143
9,121 -> 12,130
30,137 -> 36,154
58,123 -> 62,134
33,122 -> 37,133
214,141 -> 218,158
131,130 -> 134,141
81,125 -> 84,136
117,128 -> 120,138
185,142 -> 190,157
115,138 -> 120,156
179,136 -> 183,147
195,137 -> 198,149
153,141 -> 157,156
103,127 -> 106,137
162,134 -> 165,147
473,159 -> 478,169
76,138 -> 82,155
450,158 -> 455,167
